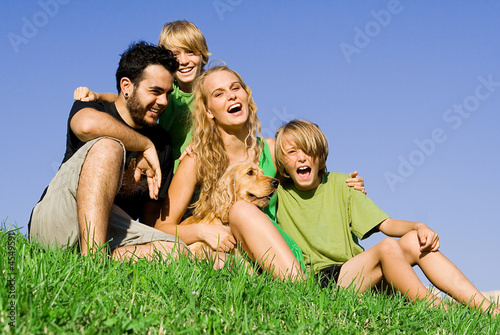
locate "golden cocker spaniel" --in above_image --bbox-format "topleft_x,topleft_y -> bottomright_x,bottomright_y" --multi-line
181,161 -> 279,254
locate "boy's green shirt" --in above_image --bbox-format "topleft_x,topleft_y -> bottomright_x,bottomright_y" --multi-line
158,83 -> 194,172
276,172 -> 389,275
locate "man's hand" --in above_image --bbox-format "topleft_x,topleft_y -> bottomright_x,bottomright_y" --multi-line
74,87 -> 97,102
134,145 -> 162,200
346,171 -> 366,194
416,223 -> 440,253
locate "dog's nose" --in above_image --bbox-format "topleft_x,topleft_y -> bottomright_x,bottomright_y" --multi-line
271,179 -> 279,188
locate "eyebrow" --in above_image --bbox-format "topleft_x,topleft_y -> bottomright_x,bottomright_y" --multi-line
210,81 -> 240,95
149,85 -> 166,92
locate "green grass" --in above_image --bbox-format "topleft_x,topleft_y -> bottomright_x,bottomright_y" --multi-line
1,225 -> 499,334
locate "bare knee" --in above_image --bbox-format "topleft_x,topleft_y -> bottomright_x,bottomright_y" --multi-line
87,138 -> 124,166
228,200 -> 261,230
79,138 -> 124,195
397,230 -> 422,264
377,238 -> 404,259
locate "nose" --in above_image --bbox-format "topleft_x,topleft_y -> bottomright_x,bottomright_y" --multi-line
271,179 -> 279,188
177,52 -> 188,65
157,93 -> 168,106
297,150 -> 306,161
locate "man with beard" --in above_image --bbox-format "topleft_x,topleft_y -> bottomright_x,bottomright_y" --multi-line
29,41 -> 187,260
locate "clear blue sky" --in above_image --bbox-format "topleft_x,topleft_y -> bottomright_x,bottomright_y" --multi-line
1,1 -> 499,291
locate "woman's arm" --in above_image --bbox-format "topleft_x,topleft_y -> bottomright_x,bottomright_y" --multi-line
154,155 -> 236,250
378,218 -> 440,252
156,154 -> 197,228
74,86 -> 118,102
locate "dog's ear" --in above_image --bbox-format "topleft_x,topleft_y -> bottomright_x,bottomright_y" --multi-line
212,167 -> 236,223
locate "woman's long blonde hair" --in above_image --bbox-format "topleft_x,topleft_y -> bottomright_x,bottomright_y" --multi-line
190,66 -> 263,217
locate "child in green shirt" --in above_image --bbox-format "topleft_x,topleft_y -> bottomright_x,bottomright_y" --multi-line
275,119 -> 498,314
73,20 -> 210,171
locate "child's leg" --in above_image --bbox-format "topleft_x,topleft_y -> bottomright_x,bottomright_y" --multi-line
398,231 -> 498,314
228,200 -> 304,281
338,238 -> 442,306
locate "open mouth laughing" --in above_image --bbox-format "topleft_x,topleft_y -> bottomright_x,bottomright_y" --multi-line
228,103 -> 242,114
297,166 -> 312,179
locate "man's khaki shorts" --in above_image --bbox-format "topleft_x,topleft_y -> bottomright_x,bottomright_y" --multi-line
30,137 -> 183,251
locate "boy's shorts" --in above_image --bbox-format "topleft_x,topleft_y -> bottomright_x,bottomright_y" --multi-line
30,137 -> 182,250
317,264 -> 344,288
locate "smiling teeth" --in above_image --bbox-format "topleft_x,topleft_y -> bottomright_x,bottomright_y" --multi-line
179,68 -> 192,73
228,103 -> 241,111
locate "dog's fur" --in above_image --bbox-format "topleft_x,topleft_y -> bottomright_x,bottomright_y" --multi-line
181,161 -> 279,255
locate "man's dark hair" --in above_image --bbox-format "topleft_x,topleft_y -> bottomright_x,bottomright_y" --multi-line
115,41 -> 179,93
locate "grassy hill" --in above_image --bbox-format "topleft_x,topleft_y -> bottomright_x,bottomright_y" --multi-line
1,227 -> 499,334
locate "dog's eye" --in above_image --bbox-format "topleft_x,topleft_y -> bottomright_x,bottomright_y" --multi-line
247,169 -> 254,176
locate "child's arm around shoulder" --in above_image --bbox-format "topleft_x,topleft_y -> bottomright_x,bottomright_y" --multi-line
346,171 -> 366,194
378,218 -> 440,253
74,86 -> 118,102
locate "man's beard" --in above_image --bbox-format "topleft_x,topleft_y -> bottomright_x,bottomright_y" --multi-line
127,90 -> 156,127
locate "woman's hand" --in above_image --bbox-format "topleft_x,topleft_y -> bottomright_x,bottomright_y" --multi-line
199,224 -> 236,252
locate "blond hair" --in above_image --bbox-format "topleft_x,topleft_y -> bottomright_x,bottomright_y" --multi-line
275,120 -> 329,182
158,20 -> 210,68
190,66 -> 263,215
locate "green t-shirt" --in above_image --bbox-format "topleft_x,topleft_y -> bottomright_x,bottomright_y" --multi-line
258,139 -> 305,271
158,83 -> 194,172
277,172 -> 389,275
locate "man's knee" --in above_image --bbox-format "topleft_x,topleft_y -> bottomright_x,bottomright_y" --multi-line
80,138 -> 125,183
87,138 -> 124,163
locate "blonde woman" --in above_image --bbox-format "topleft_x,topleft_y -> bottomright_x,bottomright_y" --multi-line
155,66 -> 364,280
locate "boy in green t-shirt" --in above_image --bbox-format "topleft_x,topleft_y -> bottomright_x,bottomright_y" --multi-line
275,120 -> 498,314
73,20 -> 210,172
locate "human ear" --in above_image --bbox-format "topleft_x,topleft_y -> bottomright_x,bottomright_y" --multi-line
120,77 -> 134,97
206,109 -> 215,119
